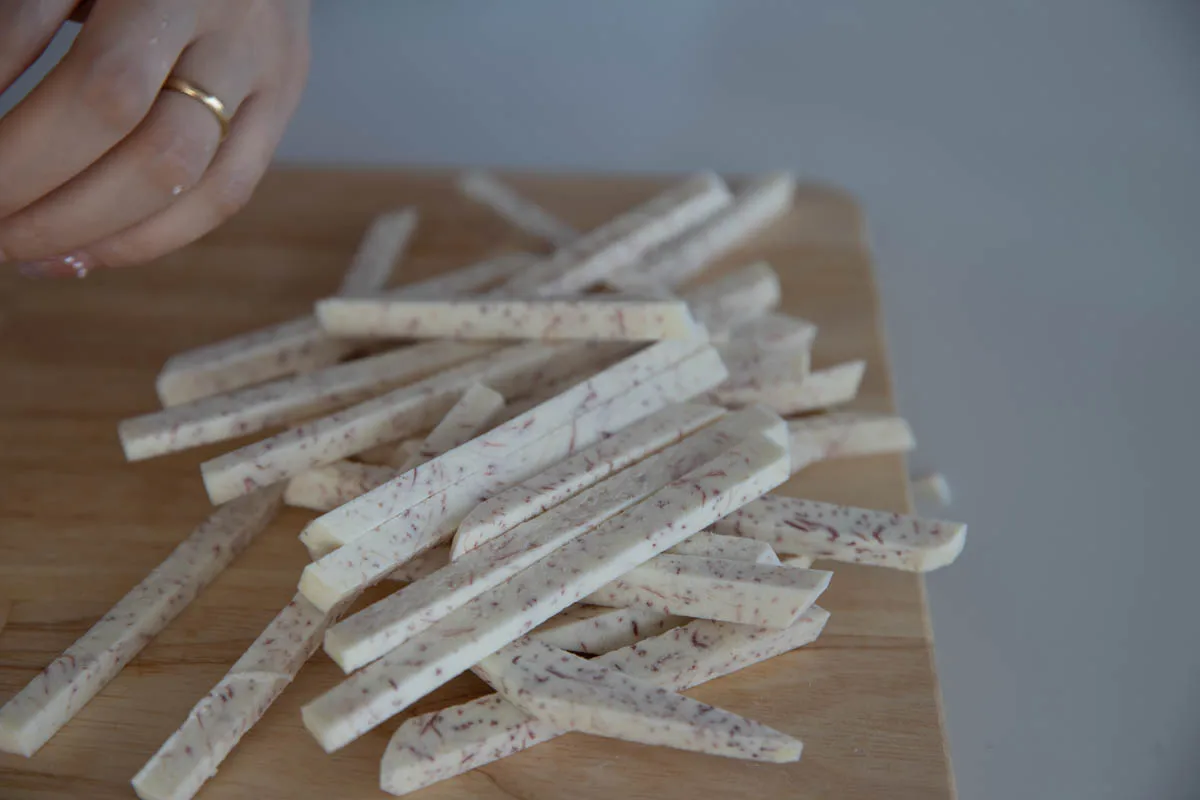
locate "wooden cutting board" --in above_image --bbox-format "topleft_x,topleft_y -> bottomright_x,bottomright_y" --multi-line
0,170 -> 954,799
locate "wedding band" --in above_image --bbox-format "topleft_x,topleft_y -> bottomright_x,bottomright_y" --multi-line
162,76 -> 231,141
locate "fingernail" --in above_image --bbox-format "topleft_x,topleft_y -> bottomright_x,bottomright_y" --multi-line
16,252 -> 98,280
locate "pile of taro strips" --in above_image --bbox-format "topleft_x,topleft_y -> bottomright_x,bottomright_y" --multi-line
0,171 -> 966,799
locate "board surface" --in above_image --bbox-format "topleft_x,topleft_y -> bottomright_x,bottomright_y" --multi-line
0,169 -> 954,799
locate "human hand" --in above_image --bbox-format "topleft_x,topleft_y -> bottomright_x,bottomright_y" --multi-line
0,0 -> 310,278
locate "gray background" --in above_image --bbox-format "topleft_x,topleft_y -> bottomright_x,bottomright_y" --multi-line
5,2 -> 1199,798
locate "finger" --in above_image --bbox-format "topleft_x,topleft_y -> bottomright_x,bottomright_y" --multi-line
16,88 -> 298,278
0,0 -> 76,94
0,34 -> 258,262
0,0 -> 198,222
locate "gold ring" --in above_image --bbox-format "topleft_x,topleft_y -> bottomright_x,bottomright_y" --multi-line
162,76 -> 232,141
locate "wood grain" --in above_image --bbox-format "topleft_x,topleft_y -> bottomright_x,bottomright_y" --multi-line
0,169 -> 954,799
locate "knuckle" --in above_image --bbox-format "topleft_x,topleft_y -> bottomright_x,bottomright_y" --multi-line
0,217 -> 53,261
76,49 -> 158,132
91,238 -> 150,270
208,169 -> 260,221
139,119 -> 216,196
